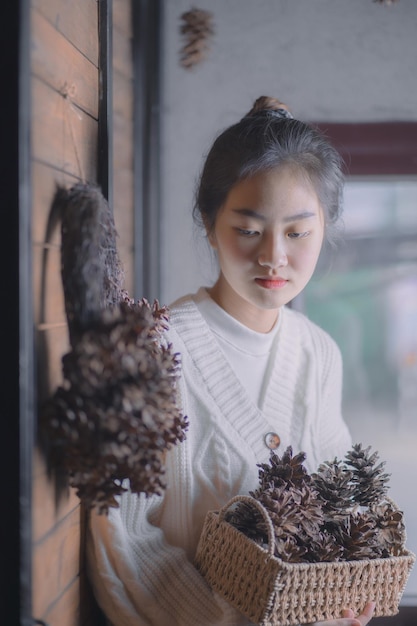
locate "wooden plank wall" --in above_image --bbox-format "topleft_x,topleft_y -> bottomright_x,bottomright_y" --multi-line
31,1 -> 135,624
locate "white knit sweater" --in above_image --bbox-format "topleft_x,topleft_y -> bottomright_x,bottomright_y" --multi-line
86,292 -> 352,626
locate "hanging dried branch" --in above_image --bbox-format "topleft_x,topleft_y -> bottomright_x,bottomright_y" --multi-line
179,7 -> 214,69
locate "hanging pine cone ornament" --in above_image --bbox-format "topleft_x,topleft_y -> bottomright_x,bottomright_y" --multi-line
41,184 -> 188,514
179,7 -> 214,69
42,296 -> 189,514
226,444 -> 407,563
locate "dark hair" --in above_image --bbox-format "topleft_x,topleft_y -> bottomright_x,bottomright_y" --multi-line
194,96 -> 345,244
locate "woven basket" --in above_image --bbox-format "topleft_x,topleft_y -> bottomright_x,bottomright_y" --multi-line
195,495 -> 416,626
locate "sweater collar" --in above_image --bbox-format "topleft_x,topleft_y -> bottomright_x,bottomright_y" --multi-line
169,292 -> 301,462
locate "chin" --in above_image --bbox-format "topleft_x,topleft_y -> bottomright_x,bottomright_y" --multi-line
249,294 -> 286,311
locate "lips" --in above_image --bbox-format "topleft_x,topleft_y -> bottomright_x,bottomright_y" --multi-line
255,277 -> 288,289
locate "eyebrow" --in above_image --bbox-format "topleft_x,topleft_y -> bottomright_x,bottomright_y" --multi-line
232,208 -> 317,223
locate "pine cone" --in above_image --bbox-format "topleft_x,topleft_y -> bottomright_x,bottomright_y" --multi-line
306,529 -> 345,563
259,485 -> 324,561
311,459 -> 355,521
179,7 -> 214,69
227,443 -> 406,565
370,501 -> 406,556
345,443 -> 390,506
337,512 -> 383,560
228,479 -> 325,562
42,299 -> 188,514
255,447 -> 311,492
274,536 -> 309,563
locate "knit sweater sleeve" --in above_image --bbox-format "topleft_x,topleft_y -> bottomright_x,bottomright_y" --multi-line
86,314 -> 241,626
86,487 -> 229,626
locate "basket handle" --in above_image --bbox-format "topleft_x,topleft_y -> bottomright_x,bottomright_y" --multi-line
218,495 -> 276,559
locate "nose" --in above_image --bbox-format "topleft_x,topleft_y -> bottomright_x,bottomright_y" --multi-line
258,234 -> 288,269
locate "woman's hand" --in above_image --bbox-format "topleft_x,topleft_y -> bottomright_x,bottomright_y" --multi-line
308,601 -> 376,626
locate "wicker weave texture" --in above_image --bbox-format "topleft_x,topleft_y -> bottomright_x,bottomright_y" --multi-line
195,496 -> 416,626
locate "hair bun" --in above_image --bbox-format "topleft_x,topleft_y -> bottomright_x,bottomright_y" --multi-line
245,95 -> 293,119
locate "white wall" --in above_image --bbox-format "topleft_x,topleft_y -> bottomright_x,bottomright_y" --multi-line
160,0 -> 417,305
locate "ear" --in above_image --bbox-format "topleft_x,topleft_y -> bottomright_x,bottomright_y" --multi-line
207,228 -> 217,249
203,216 -> 217,249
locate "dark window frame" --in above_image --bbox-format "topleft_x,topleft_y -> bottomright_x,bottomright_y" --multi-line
98,0 -> 113,206
313,122 -> 417,176
132,0 -> 162,301
1,0 -> 33,624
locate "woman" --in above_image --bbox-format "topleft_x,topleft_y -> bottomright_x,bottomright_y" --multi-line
87,96 -> 375,626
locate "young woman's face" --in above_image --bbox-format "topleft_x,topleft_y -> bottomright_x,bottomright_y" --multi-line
208,165 -> 325,332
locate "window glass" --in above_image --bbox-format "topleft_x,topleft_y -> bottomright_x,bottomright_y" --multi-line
343,180 -> 417,235
300,178 -> 417,603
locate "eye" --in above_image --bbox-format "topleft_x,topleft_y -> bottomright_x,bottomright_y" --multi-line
288,231 -> 310,239
236,228 -> 260,237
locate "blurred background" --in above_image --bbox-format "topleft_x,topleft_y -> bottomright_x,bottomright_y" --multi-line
158,1 -> 417,604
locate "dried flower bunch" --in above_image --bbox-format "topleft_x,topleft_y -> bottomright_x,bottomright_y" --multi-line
41,183 -> 188,513
226,444 -> 406,563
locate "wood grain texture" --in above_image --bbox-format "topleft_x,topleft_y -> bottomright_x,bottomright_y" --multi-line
113,168 -> 134,238
113,70 -> 133,121
39,575 -> 81,626
32,454 -> 79,543
32,160 -> 80,246
33,244 -> 66,326
113,109 -> 134,172
32,76 -> 98,182
30,1 -> 96,624
113,168 -> 134,296
113,0 -> 133,38
32,0 -> 99,66
36,327 -> 70,403
32,10 -> 99,119
32,505 -> 81,618
113,24 -> 133,79
30,1 -> 137,624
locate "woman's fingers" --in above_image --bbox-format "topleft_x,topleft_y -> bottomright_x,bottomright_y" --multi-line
311,601 -> 376,625
356,601 -> 376,625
